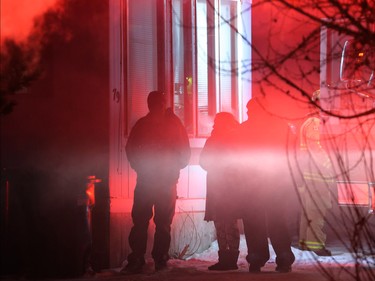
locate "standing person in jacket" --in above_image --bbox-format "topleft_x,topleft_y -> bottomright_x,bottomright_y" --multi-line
234,97 -> 295,273
199,112 -> 241,271
122,91 -> 191,273
298,93 -> 335,256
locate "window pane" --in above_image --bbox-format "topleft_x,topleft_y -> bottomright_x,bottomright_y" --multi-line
197,0 -> 212,136
172,0 -> 184,121
127,1 -> 157,128
170,0 -> 245,137
172,0 -> 194,135
219,0 -> 238,114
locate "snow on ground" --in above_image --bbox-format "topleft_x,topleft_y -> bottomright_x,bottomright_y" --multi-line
8,235 -> 373,281
87,235 -> 374,281
187,234 -> 373,268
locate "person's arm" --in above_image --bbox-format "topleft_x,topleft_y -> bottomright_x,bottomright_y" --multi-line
125,120 -> 143,171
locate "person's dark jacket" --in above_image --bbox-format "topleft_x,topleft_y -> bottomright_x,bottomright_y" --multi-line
200,119 -> 239,221
126,108 -> 190,186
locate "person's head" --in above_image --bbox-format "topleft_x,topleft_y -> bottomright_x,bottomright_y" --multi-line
147,91 -> 166,113
213,112 -> 239,134
246,97 -> 266,119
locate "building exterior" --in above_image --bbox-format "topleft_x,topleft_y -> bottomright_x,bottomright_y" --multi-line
108,0 -> 252,267
1,0 -> 374,276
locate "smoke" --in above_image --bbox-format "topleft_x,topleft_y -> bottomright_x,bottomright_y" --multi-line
0,0 -> 67,115
0,0 -> 61,44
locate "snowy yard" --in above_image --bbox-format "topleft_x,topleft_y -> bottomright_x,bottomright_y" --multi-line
83,235 -> 375,281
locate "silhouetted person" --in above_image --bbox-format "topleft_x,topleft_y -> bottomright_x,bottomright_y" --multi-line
298,92 -> 335,256
122,91 -> 190,273
232,97 -> 295,273
199,112 -> 240,271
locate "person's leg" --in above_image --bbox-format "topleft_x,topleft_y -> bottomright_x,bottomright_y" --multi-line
222,220 -> 240,251
267,205 -> 295,272
299,190 -> 308,250
301,179 -> 332,256
152,186 -> 177,270
299,213 -> 308,249
243,211 -> 269,272
214,221 -> 227,250
208,220 -> 240,271
305,205 -> 331,255
124,187 -> 154,272
208,221 -> 226,270
223,220 -> 240,269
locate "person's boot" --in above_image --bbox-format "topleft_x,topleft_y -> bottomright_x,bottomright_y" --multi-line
208,250 -> 239,271
120,256 -> 145,274
313,247 -> 332,256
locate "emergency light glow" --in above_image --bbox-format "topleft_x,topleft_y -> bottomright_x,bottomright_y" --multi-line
0,0 -> 59,43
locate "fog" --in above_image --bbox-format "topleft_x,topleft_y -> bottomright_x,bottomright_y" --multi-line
1,1 -> 374,280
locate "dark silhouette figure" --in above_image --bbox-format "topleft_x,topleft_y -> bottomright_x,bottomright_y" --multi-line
123,91 -> 191,273
199,112 -> 241,271
232,97 -> 295,273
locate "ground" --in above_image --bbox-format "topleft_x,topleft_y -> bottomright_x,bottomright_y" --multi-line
80,235 -> 374,281
1,235 -> 373,281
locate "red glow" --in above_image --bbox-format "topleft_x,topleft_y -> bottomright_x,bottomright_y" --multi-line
0,0 -> 59,43
86,176 -> 101,207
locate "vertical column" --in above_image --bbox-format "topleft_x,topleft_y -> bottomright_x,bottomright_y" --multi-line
238,0 -> 252,123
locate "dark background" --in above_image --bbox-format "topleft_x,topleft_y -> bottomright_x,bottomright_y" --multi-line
0,1 -> 110,277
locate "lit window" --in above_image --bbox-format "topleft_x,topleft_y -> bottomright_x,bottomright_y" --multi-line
172,0 -> 251,136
